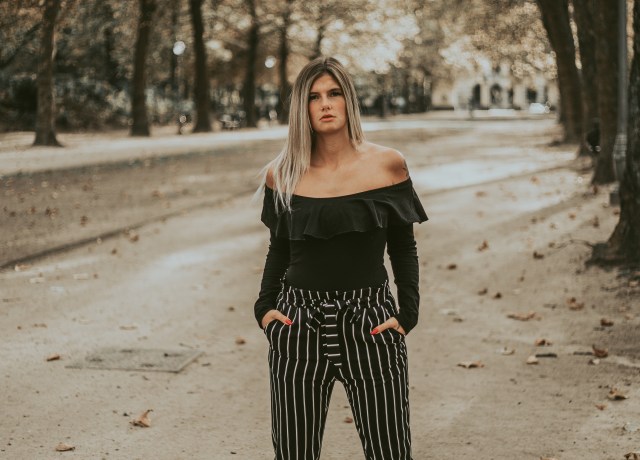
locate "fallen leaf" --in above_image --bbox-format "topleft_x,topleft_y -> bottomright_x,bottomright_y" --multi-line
507,311 -> 538,321
477,288 -> 488,295
588,358 -> 600,365
594,404 -> 606,410
14,263 -> 31,272
592,345 -> 608,358
344,416 -> 353,423
600,318 -> 614,327
591,216 -> 600,228
446,263 -> 457,270
55,442 -> 75,452
607,388 -> 628,400
235,337 -> 246,345
477,240 -> 489,252
127,230 -> 139,243
625,452 -> 640,459
493,292 -> 502,299
475,191 -> 487,197
566,297 -> 585,310
533,251 -> 545,259
500,347 -> 515,355
568,212 -> 576,220
457,361 -> 484,369
526,355 -> 539,365
46,354 -> 61,361
131,409 -> 152,427
534,338 -> 553,346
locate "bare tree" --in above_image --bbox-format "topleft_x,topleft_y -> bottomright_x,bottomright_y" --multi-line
189,0 -> 212,132
276,0 -> 293,125
572,0 -> 599,157
242,0 -> 259,128
591,1 -> 620,184
536,0 -> 583,143
593,0 -> 640,263
33,0 -> 62,146
130,0 -> 157,137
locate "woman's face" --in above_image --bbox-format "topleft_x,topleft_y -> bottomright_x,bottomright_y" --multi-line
308,73 -> 347,135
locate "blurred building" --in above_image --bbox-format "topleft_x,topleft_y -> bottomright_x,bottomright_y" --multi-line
430,60 -> 558,112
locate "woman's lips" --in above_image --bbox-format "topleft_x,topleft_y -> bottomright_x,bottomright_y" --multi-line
320,115 -> 335,120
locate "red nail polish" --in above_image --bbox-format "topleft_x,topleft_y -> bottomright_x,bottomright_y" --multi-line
285,319 -> 292,325
371,328 -> 379,335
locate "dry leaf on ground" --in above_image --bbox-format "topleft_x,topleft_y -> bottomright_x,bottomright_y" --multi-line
600,318 -> 614,327
500,347 -> 515,355
507,311 -> 538,321
595,404 -> 606,410
131,409 -> 153,427
55,442 -> 75,452
534,338 -> 553,346
446,263 -> 457,270
592,345 -> 608,358
477,288 -> 488,295
533,251 -> 545,259
457,361 -> 484,369
235,337 -> 246,345
607,388 -> 628,401
588,358 -> 600,365
344,416 -> 353,423
624,453 -> 640,460
526,355 -> 539,365
46,353 -> 61,361
566,297 -> 585,310
493,292 -> 502,299
477,240 -> 489,252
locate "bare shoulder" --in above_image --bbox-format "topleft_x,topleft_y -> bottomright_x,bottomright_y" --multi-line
360,142 -> 410,183
265,166 -> 276,189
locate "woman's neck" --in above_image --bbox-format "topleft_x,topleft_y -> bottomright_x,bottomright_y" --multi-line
312,131 -> 357,168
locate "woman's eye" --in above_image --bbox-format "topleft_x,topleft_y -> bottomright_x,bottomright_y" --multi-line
309,94 -> 319,101
331,91 -> 342,97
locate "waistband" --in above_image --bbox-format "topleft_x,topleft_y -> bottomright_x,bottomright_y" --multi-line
279,275 -> 391,309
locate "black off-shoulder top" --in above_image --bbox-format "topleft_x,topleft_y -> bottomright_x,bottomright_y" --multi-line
254,177 -> 428,333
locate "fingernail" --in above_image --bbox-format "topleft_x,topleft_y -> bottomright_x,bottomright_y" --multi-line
284,319 -> 292,325
370,328 -> 379,335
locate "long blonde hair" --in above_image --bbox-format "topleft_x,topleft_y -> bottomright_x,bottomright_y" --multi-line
253,56 -> 365,212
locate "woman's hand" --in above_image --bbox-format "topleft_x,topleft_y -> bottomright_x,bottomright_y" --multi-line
261,309 -> 293,329
371,317 -> 406,336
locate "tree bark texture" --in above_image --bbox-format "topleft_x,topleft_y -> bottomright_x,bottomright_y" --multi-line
33,0 -> 61,147
242,0 -> 259,128
130,0 -> 156,137
189,0 -> 212,132
591,1 -> 620,184
572,0 -> 599,157
277,0 -> 293,125
537,0 -> 583,143
603,0 -> 640,262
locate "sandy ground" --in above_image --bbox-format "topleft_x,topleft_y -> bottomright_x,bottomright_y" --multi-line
1,117 -> 639,459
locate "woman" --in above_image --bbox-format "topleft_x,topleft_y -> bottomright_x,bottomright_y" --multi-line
253,56 -> 428,460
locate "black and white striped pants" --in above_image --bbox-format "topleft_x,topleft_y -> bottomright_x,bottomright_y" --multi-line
264,277 -> 412,460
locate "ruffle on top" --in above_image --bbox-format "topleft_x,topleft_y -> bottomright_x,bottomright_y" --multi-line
261,177 -> 428,240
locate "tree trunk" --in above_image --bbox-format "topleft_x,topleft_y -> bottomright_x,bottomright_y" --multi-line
130,0 -> 156,137
242,0 -> 259,128
33,0 -> 61,147
276,0 -> 293,125
591,1 -> 620,184
189,0 -> 212,132
312,22 -> 325,59
595,0 -> 640,263
536,0 -> 583,144
572,0 -> 599,157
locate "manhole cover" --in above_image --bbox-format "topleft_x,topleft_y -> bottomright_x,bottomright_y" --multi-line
66,347 -> 202,373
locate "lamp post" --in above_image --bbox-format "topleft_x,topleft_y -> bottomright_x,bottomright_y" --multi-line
172,40 -> 186,134
611,0 -> 627,204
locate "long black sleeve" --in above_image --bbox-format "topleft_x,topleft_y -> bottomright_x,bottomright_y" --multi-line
254,230 -> 290,327
386,223 -> 420,334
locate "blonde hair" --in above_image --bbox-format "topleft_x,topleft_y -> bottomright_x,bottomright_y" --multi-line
252,56 -> 365,212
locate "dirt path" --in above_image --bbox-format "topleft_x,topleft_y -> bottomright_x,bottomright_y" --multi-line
1,119 -> 638,459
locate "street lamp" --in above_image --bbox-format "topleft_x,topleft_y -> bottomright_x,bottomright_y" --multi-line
173,40 -> 186,134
